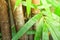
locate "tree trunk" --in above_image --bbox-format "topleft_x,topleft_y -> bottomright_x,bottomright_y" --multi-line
0,0 -> 11,40
10,0 -> 26,40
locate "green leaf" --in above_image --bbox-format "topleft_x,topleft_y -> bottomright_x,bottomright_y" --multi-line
12,26 -> 35,35
42,23 -> 49,40
46,0 -> 57,7
54,7 -> 60,16
12,13 -> 42,40
46,13 -> 60,23
11,26 -> 16,37
0,33 -> 1,36
26,30 -> 36,35
41,0 -> 52,16
52,14 -> 60,23
26,0 -> 32,17
46,0 -> 60,16
45,22 -> 59,40
22,1 -> 51,10
45,16 -> 60,40
0,38 -> 2,40
14,0 -> 22,10
34,17 -> 43,40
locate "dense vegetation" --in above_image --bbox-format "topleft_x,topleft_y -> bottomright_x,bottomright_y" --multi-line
0,0 -> 60,40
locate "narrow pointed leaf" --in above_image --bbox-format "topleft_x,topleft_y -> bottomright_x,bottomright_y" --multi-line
26,0 -> 32,17
22,1 -> 51,10
45,22 -> 59,40
54,7 -> 60,16
52,14 -> 60,23
41,0 -> 52,16
34,17 -> 43,40
46,0 -> 57,7
46,0 -> 60,16
14,0 -> 22,10
26,30 -> 36,35
12,13 -> 42,40
45,16 -> 60,40
42,23 -> 49,40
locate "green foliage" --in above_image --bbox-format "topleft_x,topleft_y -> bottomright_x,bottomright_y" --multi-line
42,23 -> 49,40
26,30 -> 36,35
13,0 -> 60,40
26,0 -> 32,17
34,17 -> 43,40
46,0 -> 60,16
46,16 -> 60,40
0,33 -> 1,37
14,0 -> 22,10
54,7 -> 60,16
12,13 -> 42,40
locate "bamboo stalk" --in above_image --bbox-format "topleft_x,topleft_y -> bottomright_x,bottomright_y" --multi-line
10,0 -> 27,40
0,0 -> 11,40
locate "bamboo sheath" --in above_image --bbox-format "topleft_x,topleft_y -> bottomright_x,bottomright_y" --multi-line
0,0 -> 11,40
10,0 -> 25,31
10,0 -> 27,40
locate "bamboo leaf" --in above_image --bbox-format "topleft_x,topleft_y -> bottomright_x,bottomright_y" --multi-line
11,26 -> 16,37
45,22 -> 59,40
12,26 -> 35,35
42,23 -> 49,40
12,13 -> 42,40
0,33 -> 1,37
52,14 -> 60,23
22,1 -> 51,10
34,17 -> 43,40
41,0 -> 52,16
26,0 -> 32,17
46,0 -> 60,16
26,30 -> 36,35
45,16 -> 60,40
54,7 -> 60,17
46,0 -> 57,7
14,0 -> 22,10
